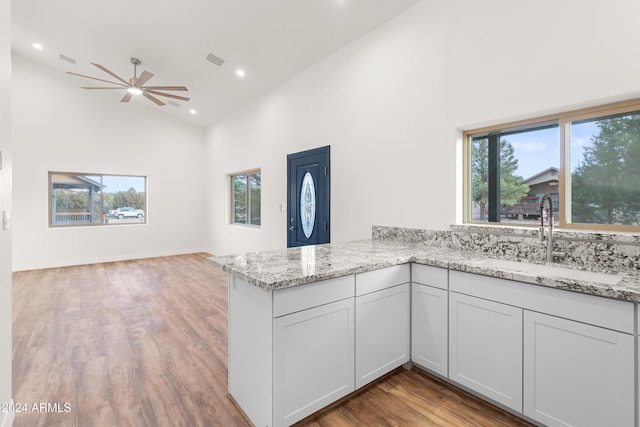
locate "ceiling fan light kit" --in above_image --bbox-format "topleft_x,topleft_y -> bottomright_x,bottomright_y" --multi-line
66,57 -> 190,107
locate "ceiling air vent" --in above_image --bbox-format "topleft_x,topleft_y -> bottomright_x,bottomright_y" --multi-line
205,52 -> 225,67
167,100 -> 180,108
59,53 -> 76,65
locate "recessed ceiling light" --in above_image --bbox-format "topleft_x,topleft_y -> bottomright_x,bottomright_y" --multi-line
189,109 -> 197,115
32,43 -> 43,51
235,69 -> 246,78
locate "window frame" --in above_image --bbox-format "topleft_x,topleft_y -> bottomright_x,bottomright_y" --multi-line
229,169 -> 261,227
48,171 -> 147,228
463,98 -> 640,232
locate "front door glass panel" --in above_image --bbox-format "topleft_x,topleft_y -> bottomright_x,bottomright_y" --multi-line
300,172 -> 316,238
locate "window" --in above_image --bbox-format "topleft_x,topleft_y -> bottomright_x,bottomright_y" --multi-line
469,124 -> 560,224
49,172 -> 146,227
464,99 -> 640,231
231,170 -> 261,226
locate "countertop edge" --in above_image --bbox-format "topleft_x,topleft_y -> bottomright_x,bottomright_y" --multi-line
208,242 -> 640,303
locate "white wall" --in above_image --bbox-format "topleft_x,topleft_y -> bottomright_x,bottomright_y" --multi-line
205,0 -> 640,256
12,54 -> 207,271
449,0 -> 640,127
205,0 -> 454,255
0,0 -> 12,423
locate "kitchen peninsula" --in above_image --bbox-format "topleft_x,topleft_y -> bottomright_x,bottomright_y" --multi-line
210,228 -> 640,427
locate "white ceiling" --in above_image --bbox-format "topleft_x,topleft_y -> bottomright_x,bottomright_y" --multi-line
11,0 -> 422,128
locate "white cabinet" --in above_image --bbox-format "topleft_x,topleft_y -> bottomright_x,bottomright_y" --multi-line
355,283 -> 410,388
229,264 -> 637,427
448,269 -> 635,424
355,265 -> 410,389
411,264 -> 448,376
449,291 -> 523,412
228,274 -> 355,427
524,311 -> 634,427
274,298 -> 355,426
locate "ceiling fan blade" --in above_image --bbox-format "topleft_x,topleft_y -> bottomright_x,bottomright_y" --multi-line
134,70 -> 154,87
145,90 -> 190,102
121,92 -> 133,103
66,72 -> 128,87
91,63 -> 130,85
143,91 -> 166,106
142,86 -> 188,91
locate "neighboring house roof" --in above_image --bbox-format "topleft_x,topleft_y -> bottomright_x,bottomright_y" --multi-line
52,174 -> 103,192
522,167 -> 559,186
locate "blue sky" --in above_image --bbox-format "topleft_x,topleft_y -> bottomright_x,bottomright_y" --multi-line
82,175 -> 145,193
506,122 -> 599,180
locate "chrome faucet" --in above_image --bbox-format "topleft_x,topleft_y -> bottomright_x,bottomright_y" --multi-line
539,194 -> 563,262
539,194 -> 554,262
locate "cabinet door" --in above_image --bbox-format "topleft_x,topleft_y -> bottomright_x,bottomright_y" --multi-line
411,283 -> 448,376
524,311 -> 634,427
449,292 -> 523,412
274,298 -> 355,427
355,283 -> 410,389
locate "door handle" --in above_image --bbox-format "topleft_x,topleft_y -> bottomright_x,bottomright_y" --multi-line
289,226 -> 295,231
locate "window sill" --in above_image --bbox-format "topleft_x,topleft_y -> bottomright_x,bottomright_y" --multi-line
229,223 -> 261,230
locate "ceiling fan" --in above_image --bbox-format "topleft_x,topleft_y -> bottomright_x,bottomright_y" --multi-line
67,57 -> 190,106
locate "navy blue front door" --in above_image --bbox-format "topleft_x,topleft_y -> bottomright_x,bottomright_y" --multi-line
287,146 -> 330,248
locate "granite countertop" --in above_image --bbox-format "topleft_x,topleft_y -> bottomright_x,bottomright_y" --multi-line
208,239 -> 640,303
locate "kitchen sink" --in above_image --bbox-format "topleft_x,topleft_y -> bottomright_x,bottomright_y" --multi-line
468,258 -> 623,286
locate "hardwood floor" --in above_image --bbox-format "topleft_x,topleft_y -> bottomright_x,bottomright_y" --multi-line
12,254 -> 533,427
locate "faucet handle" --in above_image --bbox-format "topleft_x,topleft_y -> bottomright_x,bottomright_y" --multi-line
538,226 -> 545,243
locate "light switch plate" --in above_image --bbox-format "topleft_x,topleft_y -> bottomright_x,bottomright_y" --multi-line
3,209 -> 10,230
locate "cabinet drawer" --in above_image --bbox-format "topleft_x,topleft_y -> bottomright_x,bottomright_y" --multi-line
356,264 -> 410,296
273,275 -> 354,317
449,270 -> 634,333
412,264 -> 448,289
